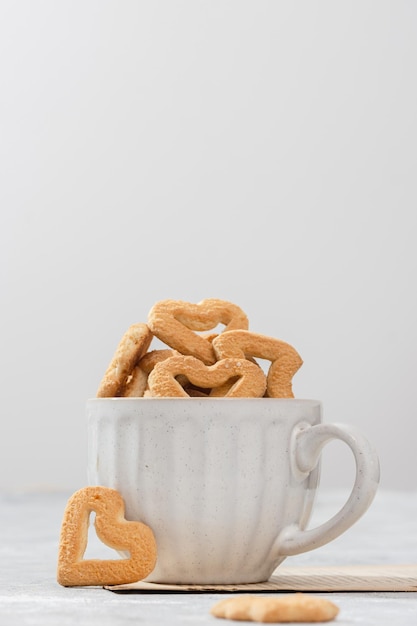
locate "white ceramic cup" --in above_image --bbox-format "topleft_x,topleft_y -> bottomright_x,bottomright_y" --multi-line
87,398 -> 380,585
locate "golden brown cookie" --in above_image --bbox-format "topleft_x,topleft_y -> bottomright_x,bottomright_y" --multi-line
147,354 -> 266,398
211,593 -> 339,622
57,486 -> 157,587
123,349 -> 177,397
212,330 -> 303,398
96,323 -> 153,397
122,367 -> 149,397
147,299 -> 248,365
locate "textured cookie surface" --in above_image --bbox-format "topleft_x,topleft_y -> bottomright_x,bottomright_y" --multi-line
147,298 -> 249,365
123,349 -> 177,397
213,330 -> 303,398
147,354 -> 267,398
96,323 -> 153,397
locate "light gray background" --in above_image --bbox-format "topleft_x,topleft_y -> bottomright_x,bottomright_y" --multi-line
1,1 -> 416,493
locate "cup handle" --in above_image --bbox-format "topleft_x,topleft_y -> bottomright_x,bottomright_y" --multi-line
276,421 -> 380,557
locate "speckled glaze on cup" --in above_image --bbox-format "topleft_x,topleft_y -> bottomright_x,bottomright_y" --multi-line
87,398 -> 379,585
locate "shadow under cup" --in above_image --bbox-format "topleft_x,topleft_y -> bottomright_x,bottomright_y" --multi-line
86,398 -> 380,585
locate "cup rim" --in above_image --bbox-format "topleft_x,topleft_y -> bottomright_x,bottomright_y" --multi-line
87,397 -> 322,405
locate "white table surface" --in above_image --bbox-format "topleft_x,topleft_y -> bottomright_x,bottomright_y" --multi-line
1,489 -> 417,625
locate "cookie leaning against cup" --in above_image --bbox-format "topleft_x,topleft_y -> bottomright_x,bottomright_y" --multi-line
57,486 -> 157,587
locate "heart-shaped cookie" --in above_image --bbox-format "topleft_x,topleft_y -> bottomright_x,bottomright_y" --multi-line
147,354 -> 267,397
57,486 -> 157,586
147,299 -> 249,365
212,330 -> 303,398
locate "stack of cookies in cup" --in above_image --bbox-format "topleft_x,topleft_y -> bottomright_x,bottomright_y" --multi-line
96,298 -> 303,400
